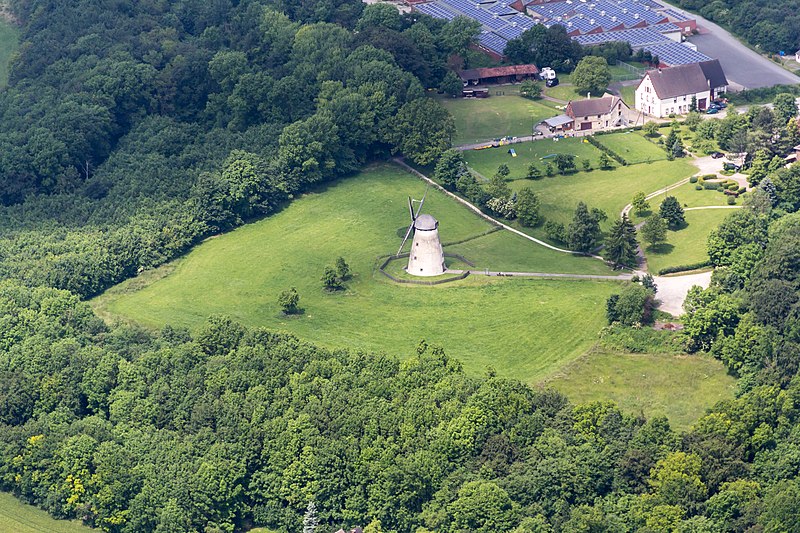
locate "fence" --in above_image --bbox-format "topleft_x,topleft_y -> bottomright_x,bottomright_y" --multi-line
378,253 -> 474,285
616,61 -> 647,79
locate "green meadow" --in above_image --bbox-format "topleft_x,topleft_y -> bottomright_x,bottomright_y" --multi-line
0,492 -> 90,533
0,18 -> 18,88
594,131 -> 668,164
547,349 -> 736,431
94,164 -> 620,383
643,208 -> 733,273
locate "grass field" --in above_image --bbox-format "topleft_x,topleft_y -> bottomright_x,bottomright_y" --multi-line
464,140 -> 696,227
0,19 -> 18,88
94,164 -> 621,383
546,349 -> 736,430
438,94 -> 556,145
0,492 -> 90,532
618,84 -> 636,107
642,208 -> 732,273
594,131 -> 667,164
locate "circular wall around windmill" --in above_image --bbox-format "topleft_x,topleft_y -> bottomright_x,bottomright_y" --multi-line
407,214 -> 446,277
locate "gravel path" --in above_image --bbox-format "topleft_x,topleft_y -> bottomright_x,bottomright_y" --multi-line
654,271 -> 712,316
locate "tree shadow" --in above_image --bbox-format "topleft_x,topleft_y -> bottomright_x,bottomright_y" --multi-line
280,308 -> 305,317
647,243 -> 674,254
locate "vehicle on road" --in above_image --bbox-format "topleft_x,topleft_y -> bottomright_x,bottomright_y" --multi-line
706,107 -> 719,114
711,152 -> 724,159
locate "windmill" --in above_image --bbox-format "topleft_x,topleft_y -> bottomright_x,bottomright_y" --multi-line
397,188 -> 446,277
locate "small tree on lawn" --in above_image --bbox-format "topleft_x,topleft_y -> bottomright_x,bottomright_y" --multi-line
554,153 -> 576,174
605,214 -> 638,268
582,159 -> 592,172
689,95 -> 697,113
659,196 -> 685,229
278,287 -> 300,314
671,137 -> 685,158
496,164 -> 510,179
516,187 -> 541,227
632,191 -> 650,215
486,173 -> 511,199
641,214 -> 667,248
526,164 -> 542,180
643,121 -> 659,137
434,149 -> 468,190
335,256 -> 350,280
545,162 -> 555,176
322,266 -> 343,291
598,152 -> 612,170
519,80 -> 542,99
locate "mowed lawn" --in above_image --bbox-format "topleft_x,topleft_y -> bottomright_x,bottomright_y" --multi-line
594,131 -> 667,164
0,492 -> 91,533
94,164 -> 622,383
546,350 -> 736,431
438,94 -> 555,145
631,181 -> 734,224
465,139 -> 696,228
643,208 -> 733,273
0,19 -> 19,88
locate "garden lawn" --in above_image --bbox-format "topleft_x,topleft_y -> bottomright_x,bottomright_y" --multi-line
446,230 -> 615,275
632,180 -> 735,223
438,94 -> 555,145
546,349 -> 736,431
643,208 -> 733,274
0,492 -> 91,532
594,131 -> 667,164
463,137 -> 604,180
0,19 -> 18,88
94,164 -> 622,383
618,84 -> 636,107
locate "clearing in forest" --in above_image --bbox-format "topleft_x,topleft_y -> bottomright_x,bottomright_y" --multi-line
94,164 -> 620,383
0,18 -> 18,88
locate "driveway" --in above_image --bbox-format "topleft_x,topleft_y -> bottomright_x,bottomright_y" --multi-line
669,3 -> 800,89
654,271 -> 712,316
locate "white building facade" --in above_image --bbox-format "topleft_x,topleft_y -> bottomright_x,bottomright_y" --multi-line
635,60 -> 728,118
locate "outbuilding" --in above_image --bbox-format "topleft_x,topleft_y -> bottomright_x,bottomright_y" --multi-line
458,64 -> 540,86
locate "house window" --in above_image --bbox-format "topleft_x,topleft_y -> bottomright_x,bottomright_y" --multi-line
673,98 -> 677,103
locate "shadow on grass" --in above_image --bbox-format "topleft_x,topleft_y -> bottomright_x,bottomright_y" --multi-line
647,243 -> 674,254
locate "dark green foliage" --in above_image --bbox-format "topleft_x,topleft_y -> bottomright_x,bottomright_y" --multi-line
335,256 -> 350,280
515,188 -> 541,227
553,153 -> 576,174
568,201 -> 603,252
390,98 -> 455,165
572,56 -> 611,96
606,283 -> 655,325
504,25 -> 583,71
322,265 -> 343,290
641,214 -> 667,248
434,149 -> 469,190
526,163 -> 542,180
604,214 -> 638,267
544,220 -> 567,243
279,287 -> 301,314
659,196 -> 685,229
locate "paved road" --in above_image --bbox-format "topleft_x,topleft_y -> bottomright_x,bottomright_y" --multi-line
664,0 -> 800,89
450,270 -> 633,281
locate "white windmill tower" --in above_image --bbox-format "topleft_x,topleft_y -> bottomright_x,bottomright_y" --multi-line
397,189 -> 446,277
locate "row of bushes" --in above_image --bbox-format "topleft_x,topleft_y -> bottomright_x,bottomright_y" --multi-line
657,260 -> 712,275
728,84 -> 800,105
691,175 -> 744,193
586,135 -> 628,166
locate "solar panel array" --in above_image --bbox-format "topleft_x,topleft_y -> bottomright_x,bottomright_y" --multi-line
645,41 -> 711,65
661,8 -> 692,21
414,0 -> 706,65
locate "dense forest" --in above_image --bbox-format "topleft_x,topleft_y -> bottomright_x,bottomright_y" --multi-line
675,0 -> 800,55
0,0 -> 474,298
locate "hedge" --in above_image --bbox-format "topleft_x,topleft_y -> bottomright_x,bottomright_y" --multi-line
657,260 -> 712,275
586,136 -> 628,166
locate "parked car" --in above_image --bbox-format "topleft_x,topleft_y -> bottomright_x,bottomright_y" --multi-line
546,78 -> 559,87
723,162 -> 741,171
532,130 -> 544,136
711,151 -> 724,159
706,107 -> 719,114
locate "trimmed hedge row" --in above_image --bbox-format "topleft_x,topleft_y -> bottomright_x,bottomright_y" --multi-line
657,260 -> 712,275
586,135 -> 628,166
728,84 -> 800,105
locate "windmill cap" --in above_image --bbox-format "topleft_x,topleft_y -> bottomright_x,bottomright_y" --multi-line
414,214 -> 438,230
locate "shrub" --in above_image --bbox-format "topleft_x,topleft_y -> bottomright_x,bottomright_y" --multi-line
695,185 -> 703,190
702,174 -> 716,180
737,187 -> 746,194
727,183 -> 739,191
727,196 -> 737,205
703,181 -> 719,190
657,260 -> 712,275
689,176 -> 698,183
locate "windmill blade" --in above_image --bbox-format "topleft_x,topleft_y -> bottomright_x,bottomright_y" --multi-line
408,196 -> 414,221
397,223 -> 414,256
413,186 -> 430,218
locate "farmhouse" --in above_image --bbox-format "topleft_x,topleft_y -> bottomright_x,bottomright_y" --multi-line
564,95 -> 630,131
458,64 -> 539,86
635,59 -> 728,118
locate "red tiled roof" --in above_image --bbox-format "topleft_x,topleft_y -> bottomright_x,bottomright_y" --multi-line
458,64 -> 539,81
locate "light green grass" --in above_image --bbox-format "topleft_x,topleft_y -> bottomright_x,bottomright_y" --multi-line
447,230 -> 615,275
465,140 -> 696,227
643,208 -> 733,273
632,181 -> 734,224
0,19 -> 18,88
438,94 -> 556,145
0,492 -> 91,532
619,84 -> 636,107
594,131 -> 667,164
546,349 -> 736,431
94,164 -> 622,383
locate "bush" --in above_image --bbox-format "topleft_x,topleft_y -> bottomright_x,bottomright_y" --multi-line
703,181 -> 720,190
737,187 -> 746,194
695,185 -> 703,190
689,176 -> 698,183
544,220 -> 567,243
727,196 -> 737,205
657,260 -> 712,275
727,183 -> 739,191
702,174 -> 716,180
